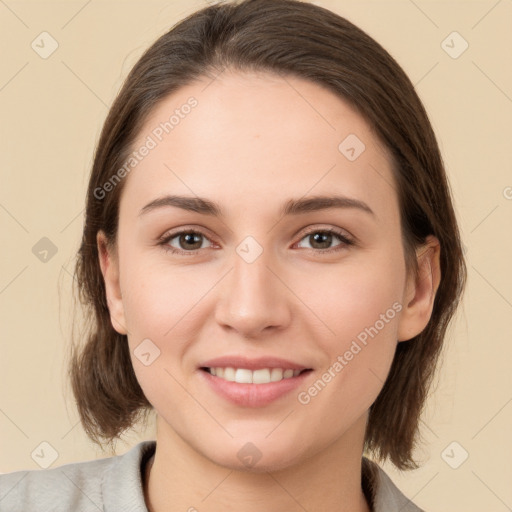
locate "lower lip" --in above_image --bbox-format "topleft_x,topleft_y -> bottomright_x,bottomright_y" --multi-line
198,369 -> 312,407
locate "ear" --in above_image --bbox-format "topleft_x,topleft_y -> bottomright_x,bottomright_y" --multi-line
97,230 -> 128,335
397,235 -> 441,342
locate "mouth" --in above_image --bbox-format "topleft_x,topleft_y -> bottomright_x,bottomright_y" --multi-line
198,365 -> 314,407
197,355 -> 314,406
200,366 -> 313,384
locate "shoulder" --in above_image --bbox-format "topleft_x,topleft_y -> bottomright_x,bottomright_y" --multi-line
0,440 -> 156,512
362,456 -> 426,512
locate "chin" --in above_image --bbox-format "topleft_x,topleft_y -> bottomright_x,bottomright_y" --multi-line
206,440 -> 305,474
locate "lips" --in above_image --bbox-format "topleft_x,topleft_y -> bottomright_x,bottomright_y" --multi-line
198,355 -> 314,407
200,355 -> 311,371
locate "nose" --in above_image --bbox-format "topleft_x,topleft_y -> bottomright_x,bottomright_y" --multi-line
214,248 -> 292,339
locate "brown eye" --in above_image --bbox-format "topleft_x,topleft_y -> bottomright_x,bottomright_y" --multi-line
161,230 -> 213,253
176,232 -> 204,250
308,231 -> 335,249
296,229 -> 353,252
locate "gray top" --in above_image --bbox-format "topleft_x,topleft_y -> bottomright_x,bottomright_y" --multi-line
0,440 -> 424,511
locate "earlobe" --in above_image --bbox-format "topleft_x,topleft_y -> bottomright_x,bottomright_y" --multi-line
397,235 -> 441,342
96,230 -> 128,335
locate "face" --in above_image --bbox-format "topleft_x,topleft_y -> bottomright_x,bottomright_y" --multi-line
98,70 -> 439,472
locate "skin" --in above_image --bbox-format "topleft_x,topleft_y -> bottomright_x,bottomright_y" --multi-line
97,70 -> 441,512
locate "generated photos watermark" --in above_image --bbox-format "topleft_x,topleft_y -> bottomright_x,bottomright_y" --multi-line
94,96 -> 198,200
297,301 -> 403,405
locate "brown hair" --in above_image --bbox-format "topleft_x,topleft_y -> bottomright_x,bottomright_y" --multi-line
67,0 -> 467,469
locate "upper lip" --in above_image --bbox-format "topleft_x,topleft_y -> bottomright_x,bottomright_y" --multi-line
200,355 -> 312,371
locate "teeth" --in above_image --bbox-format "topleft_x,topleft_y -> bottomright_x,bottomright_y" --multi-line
270,368 -> 283,382
207,367 -> 303,384
223,367 -> 235,381
235,368 -> 252,383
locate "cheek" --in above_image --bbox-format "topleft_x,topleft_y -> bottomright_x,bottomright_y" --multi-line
295,253 -> 403,406
120,254 -> 207,337
120,263 -> 196,411
119,257 -> 211,397
302,252 -> 404,343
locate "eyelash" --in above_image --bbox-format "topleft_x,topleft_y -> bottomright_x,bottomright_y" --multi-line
157,227 -> 355,256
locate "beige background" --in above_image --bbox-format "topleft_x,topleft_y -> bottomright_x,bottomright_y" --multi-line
1,0 -> 511,510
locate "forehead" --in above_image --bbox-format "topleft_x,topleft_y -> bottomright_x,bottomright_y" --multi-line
120,70 -> 397,222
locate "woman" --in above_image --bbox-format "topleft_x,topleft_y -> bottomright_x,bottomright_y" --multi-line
0,0 -> 466,510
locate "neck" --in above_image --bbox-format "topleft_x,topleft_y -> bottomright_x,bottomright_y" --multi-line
144,415 -> 371,512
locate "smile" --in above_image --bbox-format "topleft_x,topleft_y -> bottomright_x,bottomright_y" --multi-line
201,367 -> 310,384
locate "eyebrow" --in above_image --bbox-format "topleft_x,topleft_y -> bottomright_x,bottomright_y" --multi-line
138,194 -> 375,218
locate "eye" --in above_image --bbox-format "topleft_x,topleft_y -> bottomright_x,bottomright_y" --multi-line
157,226 -> 354,256
295,228 -> 354,253
158,230 -> 214,255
